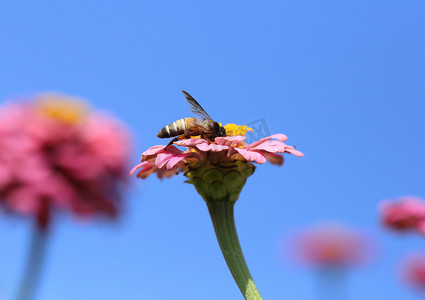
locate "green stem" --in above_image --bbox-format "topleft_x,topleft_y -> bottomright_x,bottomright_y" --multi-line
16,226 -> 48,300
207,200 -> 263,300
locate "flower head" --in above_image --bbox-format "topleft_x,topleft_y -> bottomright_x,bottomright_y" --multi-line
0,93 -> 132,229
291,224 -> 370,268
131,129 -> 303,179
380,196 -> 425,235
131,124 -> 303,202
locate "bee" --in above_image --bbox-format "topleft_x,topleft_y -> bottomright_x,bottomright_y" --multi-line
158,90 -> 227,149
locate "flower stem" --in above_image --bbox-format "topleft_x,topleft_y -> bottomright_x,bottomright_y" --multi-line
207,200 -> 263,300
16,226 -> 48,300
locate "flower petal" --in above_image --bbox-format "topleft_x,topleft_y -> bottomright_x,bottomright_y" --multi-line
234,148 -> 267,164
215,136 -> 246,147
129,161 -> 154,179
155,152 -> 191,169
142,145 -> 167,157
129,162 -> 146,175
196,143 -> 229,152
142,145 -> 186,161
250,140 -> 287,153
247,133 -> 288,148
175,138 -> 207,147
284,146 -> 305,157
167,155 -> 188,170
155,153 -> 172,168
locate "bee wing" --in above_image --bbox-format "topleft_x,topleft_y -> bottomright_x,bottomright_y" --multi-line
181,90 -> 213,121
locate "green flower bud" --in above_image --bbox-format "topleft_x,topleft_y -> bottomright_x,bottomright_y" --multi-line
185,161 -> 255,203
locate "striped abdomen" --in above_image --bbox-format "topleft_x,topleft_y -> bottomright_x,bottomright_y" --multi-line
157,117 -> 199,138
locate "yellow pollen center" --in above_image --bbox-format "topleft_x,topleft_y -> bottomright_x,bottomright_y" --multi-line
223,123 -> 253,136
35,93 -> 89,124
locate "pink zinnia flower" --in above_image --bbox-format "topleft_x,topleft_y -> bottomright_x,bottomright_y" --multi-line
131,131 -> 303,180
380,196 -> 425,235
0,93 -> 131,229
402,253 -> 425,291
292,224 -> 370,268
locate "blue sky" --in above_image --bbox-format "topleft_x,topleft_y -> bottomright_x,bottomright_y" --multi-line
0,1 -> 425,299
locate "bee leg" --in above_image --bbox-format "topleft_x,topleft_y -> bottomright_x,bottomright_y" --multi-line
164,137 -> 180,150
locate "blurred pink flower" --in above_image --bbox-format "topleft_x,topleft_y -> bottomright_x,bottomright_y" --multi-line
402,253 -> 425,291
292,224 -> 370,268
380,196 -> 425,235
130,133 -> 303,179
0,93 -> 132,229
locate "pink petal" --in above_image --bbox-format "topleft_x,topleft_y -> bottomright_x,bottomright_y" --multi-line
250,140 -> 287,153
167,155 -> 187,170
215,136 -> 246,147
284,147 -> 305,157
129,162 -> 148,176
133,162 -> 156,179
174,138 -> 207,147
142,145 -> 185,162
401,198 -> 425,215
155,152 -> 192,169
142,145 -> 166,156
196,143 -> 229,152
248,133 -> 288,148
155,153 -> 175,168
234,148 -> 267,164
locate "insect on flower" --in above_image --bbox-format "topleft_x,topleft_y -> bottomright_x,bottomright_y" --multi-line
133,90 -> 305,300
157,91 -> 227,149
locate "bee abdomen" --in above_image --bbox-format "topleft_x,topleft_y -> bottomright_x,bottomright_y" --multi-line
157,118 -> 191,138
